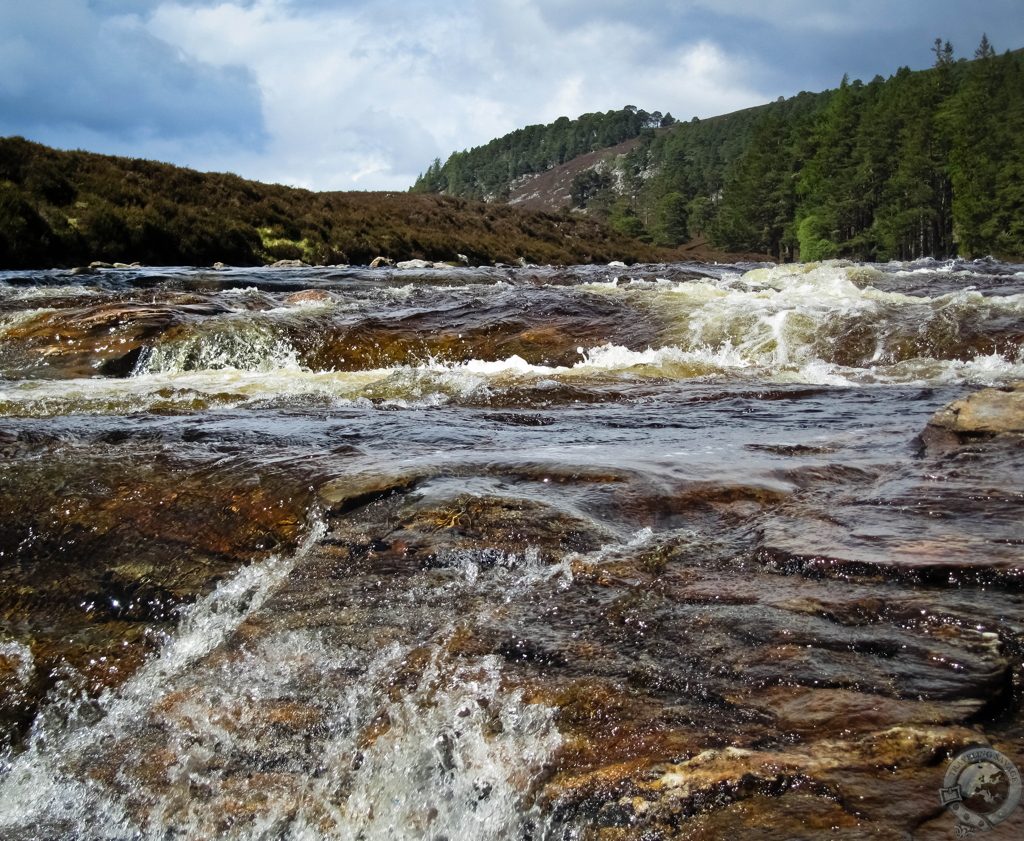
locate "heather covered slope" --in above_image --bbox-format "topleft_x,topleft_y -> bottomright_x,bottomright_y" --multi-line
0,137 -> 668,269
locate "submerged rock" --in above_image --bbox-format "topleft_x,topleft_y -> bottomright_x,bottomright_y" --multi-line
0,440 -> 318,750
369,256 -> 392,268
396,259 -> 433,269
283,289 -> 332,306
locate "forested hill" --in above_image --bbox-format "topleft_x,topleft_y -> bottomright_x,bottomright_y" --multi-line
415,41 -> 1024,262
0,137 -> 671,269
410,106 -> 677,200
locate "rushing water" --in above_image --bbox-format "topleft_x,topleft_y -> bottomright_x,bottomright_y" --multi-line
0,259 -> 1023,839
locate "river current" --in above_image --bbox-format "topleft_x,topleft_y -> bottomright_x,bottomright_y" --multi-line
0,259 -> 1022,839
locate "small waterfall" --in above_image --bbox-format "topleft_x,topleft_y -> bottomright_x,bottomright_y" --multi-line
0,522 -> 566,841
134,318 -> 302,375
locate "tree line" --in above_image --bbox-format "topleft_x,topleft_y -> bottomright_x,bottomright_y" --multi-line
707,37 -> 1024,260
416,39 -> 1024,261
411,107 -> 675,200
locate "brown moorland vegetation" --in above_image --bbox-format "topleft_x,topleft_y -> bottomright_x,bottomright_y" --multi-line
0,137 -> 676,269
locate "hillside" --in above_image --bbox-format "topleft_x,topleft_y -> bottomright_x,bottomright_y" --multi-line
506,136 -> 647,213
411,107 -> 675,201
413,97 -> 827,231
0,137 -> 676,269
417,42 -> 1024,262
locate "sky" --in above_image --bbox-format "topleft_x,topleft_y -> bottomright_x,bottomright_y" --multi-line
2,1 -> 1023,192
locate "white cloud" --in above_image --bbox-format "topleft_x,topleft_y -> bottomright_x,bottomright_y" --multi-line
144,0 -> 768,190
5,1 -> 1023,190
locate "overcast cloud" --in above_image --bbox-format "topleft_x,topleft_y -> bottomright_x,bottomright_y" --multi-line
2,1 -> 1022,191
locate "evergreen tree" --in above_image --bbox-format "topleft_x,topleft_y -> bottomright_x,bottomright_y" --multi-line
943,41 -> 1002,255
715,115 -> 797,258
686,195 -> 714,238
651,192 -> 689,246
569,169 -> 613,209
933,38 -> 955,68
608,199 -> 648,240
795,75 -> 865,258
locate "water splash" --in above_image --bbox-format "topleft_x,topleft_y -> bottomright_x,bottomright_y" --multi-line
0,509 -> 571,840
289,649 -> 561,841
135,319 -> 302,374
0,642 -> 34,729
0,512 -> 328,838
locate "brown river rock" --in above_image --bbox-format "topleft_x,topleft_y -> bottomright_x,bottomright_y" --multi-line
36,454 -> 1018,838
283,289 -> 333,305
0,298 -> 234,377
296,296 -> 658,371
0,440 -> 317,749
922,382 -> 1024,451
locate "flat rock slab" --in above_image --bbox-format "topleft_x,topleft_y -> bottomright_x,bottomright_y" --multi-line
923,383 -> 1024,451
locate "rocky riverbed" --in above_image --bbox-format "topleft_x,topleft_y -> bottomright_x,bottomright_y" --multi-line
0,259 -> 1022,838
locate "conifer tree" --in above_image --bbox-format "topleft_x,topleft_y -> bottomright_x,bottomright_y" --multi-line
715,115 -> 797,258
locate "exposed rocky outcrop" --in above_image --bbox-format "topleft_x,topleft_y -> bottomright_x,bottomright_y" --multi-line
18,457 -> 1018,837
395,259 -> 433,269
921,383 -> 1024,452
268,258 -> 309,268
0,298 -> 234,378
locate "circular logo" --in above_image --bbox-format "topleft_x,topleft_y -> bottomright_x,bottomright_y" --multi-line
940,746 -> 1022,831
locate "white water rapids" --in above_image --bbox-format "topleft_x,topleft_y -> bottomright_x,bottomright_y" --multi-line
1,262 -> 1022,418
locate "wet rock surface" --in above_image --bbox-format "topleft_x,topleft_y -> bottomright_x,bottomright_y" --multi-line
5,446 -> 1020,839
1,263 -> 1023,839
0,432 -> 318,750
0,298 -> 235,378
922,383 -> 1024,452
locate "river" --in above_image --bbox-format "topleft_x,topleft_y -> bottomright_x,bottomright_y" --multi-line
0,258 -> 1022,839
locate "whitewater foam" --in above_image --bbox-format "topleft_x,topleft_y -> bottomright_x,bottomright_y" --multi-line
134,319 -> 302,374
